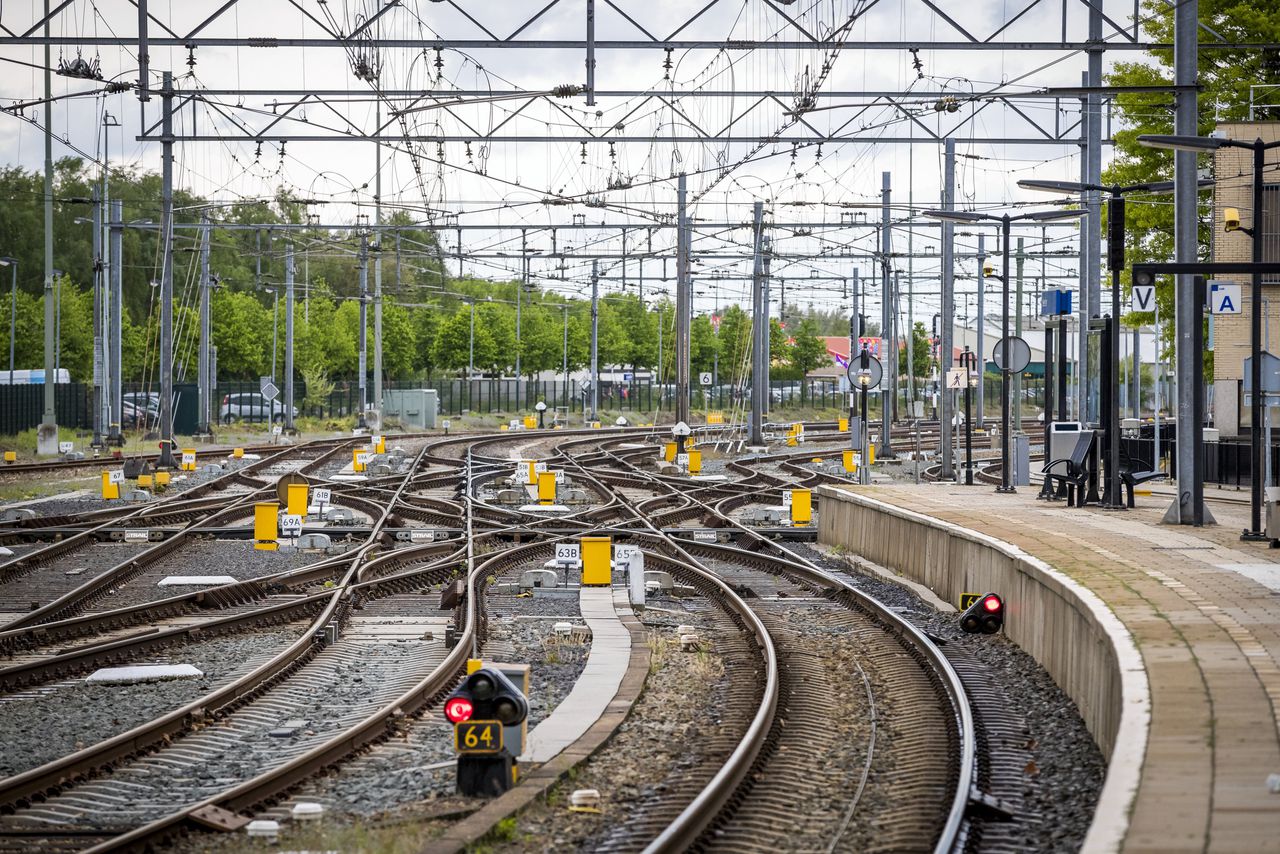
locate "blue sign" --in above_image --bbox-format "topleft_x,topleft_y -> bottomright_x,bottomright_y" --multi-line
1039,289 -> 1073,317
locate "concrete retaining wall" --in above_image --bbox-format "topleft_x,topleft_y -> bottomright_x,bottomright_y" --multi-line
817,485 -> 1149,852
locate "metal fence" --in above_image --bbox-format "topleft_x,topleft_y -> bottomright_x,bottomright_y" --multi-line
0,384 -> 93,436
1121,433 -> 1280,488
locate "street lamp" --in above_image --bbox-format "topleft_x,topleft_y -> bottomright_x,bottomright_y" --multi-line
1018,176 -> 1214,510
1137,133 -> 1280,539
0,257 -> 16,385
535,400 -> 547,429
924,207 -> 1086,493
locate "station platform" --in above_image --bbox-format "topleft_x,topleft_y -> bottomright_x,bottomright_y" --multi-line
821,484 -> 1280,853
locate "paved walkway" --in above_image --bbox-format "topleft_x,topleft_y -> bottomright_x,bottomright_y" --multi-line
521,586 -> 632,762
863,485 -> 1280,854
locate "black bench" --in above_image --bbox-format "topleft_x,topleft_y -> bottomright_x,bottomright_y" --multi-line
1119,449 -> 1165,508
1042,432 -> 1095,507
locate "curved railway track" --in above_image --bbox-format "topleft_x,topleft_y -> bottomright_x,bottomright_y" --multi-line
0,423 -> 1020,853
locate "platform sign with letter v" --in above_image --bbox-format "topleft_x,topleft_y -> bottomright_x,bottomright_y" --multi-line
1130,284 -> 1155,313
1209,281 -> 1241,315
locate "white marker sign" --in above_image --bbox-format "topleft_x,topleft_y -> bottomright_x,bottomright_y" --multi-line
1130,283 -> 1156,313
676,453 -> 690,468
58,441 -> 73,454
534,462 -> 548,473
693,530 -> 717,542
409,529 -> 436,543
109,470 -> 125,484
313,487 -> 332,506
946,368 -> 968,390
554,543 -> 580,562
280,514 -> 303,539
699,371 -> 713,386
123,529 -> 149,543
782,490 -> 793,507
614,544 -> 640,563
181,451 -> 196,468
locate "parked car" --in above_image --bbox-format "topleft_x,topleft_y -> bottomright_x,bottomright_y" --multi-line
219,393 -> 298,424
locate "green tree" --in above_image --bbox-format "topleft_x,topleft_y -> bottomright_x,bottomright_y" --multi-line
211,289 -> 272,378
787,318 -> 829,401
898,321 -> 931,380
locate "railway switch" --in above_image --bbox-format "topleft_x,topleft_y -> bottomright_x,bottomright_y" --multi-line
960,593 -> 1004,634
445,666 -> 530,797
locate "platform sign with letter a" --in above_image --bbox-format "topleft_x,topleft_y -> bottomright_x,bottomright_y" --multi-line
1209,281 -> 1241,314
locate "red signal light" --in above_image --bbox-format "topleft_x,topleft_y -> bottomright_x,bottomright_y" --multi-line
445,696 -> 474,723
983,595 -> 1002,612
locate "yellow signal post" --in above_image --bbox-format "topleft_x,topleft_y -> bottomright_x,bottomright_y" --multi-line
581,536 -> 612,585
287,482 -> 309,516
687,449 -> 702,474
254,501 -> 280,550
868,444 -> 876,466
100,471 -> 119,500
537,471 -> 557,505
663,442 -> 677,462
790,488 -> 812,526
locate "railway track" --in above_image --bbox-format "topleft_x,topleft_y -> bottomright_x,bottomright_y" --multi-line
0,421 -> 1078,853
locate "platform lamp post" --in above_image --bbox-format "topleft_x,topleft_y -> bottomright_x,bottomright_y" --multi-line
1137,133 -> 1280,539
855,347 -> 873,486
1019,176 -> 1214,510
924,207 -> 1085,493
0,257 -> 16,385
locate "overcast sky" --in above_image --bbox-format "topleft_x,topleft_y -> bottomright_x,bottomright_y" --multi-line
0,0 -> 1163,319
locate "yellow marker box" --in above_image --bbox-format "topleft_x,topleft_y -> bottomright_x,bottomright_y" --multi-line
581,536 -> 612,586
663,442 -> 677,462
525,460 -> 538,486
842,450 -> 857,473
254,501 -> 280,550
838,417 -> 848,432
154,471 -> 171,488
523,415 -> 537,430
707,411 -> 723,425
137,474 -> 153,488
687,449 -> 702,474
790,488 -> 812,526
232,447 -> 244,459
868,444 -> 876,466
101,471 -> 119,500
181,448 -> 198,471
537,471 -> 557,505
3,451 -> 15,464
466,658 -> 484,675
287,482 -> 308,516
353,449 -> 368,472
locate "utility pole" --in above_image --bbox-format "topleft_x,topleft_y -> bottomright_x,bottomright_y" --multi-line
1085,2 -> 1104,424
590,260 -> 599,421
1166,0 -> 1209,525
91,187 -> 104,447
749,201 -> 766,446
849,269 -> 860,450
879,172 -> 895,458
373,102 -> 383,427
108,200 -> 123,444
358,230 -> 369,429
517,230 -> 526,382
675,173 -> 691,426
156,71 -> 176,468
762,239 -> 773,417
37,0 -> 58,455
197,217 -> 211,434
940,138 -> 957,480
976,235 -> 987,424
285,243 -> 295,432
1014,237 -> 1027,430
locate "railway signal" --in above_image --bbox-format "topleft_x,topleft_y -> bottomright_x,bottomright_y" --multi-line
444,666 -> 529,797
959,592 -> 1004,634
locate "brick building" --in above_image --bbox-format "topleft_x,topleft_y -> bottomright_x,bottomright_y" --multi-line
1209,121 -> 1280,437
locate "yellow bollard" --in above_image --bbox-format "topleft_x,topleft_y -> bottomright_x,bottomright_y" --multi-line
232,447 -> 244,459
137,474 -> 153,489
687,449 -> 702,474
581,536 -> 612,585
842,450 -> 856,473
466,658 -> 484,675
523,415 -> 537,430
537,471 -> 557,505
254,501 -> 280,550
838,417 -> 848,432
868,444 -> 876,466
663,442 -> 677,462
3,451 -> 15,464
790,488 -> 812,526
374,435 -> 386,454
287,482 -> 308,516
786,434 -> 797,447
591,421 -> 601,429
101,471 -> 120,500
